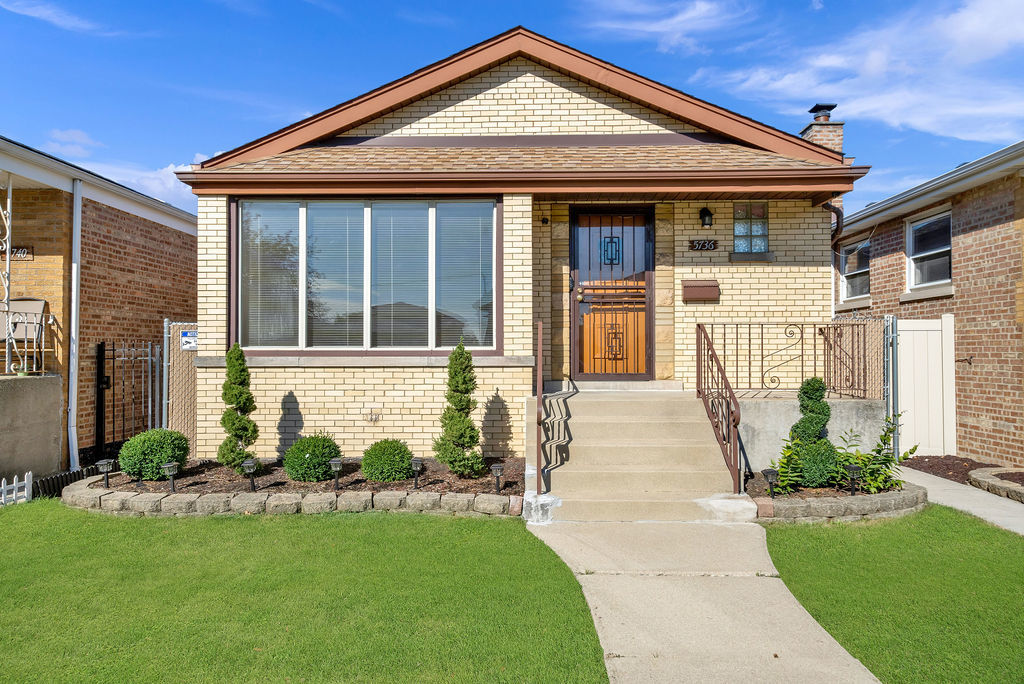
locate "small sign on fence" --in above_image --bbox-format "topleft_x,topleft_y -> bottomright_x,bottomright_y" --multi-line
180,330 -> 198,351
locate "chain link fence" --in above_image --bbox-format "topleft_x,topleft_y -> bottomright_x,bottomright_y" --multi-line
163,320 -> 197,459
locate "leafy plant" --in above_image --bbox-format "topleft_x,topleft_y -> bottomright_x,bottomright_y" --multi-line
362,439 -> 414,483
118,429 -> 189,481
433,341 -> 486,477
800,439 -> 838,488
769,438 -> 803,494
218,343 -> 260,474
791,377 -> 831,444
833,416 -> 915,493
284,432 -> 341,482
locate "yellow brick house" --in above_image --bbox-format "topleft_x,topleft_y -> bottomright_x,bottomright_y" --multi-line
178,28 -> 868,517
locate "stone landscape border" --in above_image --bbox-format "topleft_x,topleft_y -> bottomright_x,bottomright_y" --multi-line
62,476 -> 523,517
969,468 -> 1024,504
753,483 -> 927,523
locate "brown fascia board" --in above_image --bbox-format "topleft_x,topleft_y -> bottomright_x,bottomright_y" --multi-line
199,27 -> 844,170
177,166 -> 869,198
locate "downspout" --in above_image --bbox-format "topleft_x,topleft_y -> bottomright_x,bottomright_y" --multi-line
824,201 -> 844,319
67,178 -> 82,471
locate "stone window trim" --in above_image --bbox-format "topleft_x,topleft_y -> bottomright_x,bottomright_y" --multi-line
728,251 -> 776,262
899,282 -> 954,304
904,206 -> 952,291
228,196 -> 505,357
194,354 -> 534,368
835,296 -> 872,313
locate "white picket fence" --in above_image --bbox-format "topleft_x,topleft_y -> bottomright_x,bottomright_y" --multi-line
0,472 -> 32,505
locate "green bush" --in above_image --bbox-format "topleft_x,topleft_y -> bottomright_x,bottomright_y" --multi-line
433,341 -> 486,477
218,344 -> 260,474
118,429 -> 189,481
791,377 -> 831,444
800,439 -> 838,488
832,417 -> 916,493
284,432 -> 341,482
362,439 -> 414,483
770,438 -> 803,494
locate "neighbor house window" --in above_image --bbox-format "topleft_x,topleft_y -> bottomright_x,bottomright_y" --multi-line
733,201 -> 768,253
840,240 -> 870,300
907,212 -> 951,288
238,200 -> 496,350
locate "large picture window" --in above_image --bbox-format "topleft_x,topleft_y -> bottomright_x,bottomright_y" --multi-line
840,240 -> 870,300
907,212 -> 951,288
238,200 -> 496,350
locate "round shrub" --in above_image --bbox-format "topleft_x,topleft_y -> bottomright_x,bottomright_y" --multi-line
361,439 -> 414,483
791,377 -> 831,444
118,429 -> 189,481
800,439 -> 838,488
284,432 -> 341,482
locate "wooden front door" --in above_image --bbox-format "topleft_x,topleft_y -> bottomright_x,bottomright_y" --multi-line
570,208 -> 654,380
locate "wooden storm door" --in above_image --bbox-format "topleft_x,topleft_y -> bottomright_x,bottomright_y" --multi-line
570,208 -> 654,380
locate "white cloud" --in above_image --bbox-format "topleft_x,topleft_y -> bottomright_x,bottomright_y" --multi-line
0,0 -> 138,36
41,128 -> 104,159
694,0 -> 1024,143
580,0 -> 752,53
810,0 -> 824,9
80,159 -> 203,213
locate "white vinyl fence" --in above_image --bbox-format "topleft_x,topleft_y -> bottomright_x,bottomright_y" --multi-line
0,472 -> 32,505
896,314 -> 956,456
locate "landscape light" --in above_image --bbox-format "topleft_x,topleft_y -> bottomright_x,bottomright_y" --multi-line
161,462 -> 179,493
845,463 -> 862,496
242,459 -> 257,492
329,458 -> 343,491
411,458 -> 424,490
96,458 -> 114,488
490,462 -> 504,494
761,468 -> 780,499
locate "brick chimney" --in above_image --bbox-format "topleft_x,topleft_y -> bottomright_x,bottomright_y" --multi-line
800,103 -> 843,153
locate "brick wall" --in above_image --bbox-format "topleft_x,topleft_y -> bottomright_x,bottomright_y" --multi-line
801,121 -> 844,153
77,198 -> 197,449
342,57 -> 703,137
836,173 -> 1024,466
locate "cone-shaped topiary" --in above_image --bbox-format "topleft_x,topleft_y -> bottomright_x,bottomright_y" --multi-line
790,377 -> 831,444
433,341 -> 486,477
218,343 -> 259,474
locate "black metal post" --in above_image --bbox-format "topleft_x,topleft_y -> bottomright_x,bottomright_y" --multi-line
849,475 -> 856,496
169,473 -> 176,493
95,342 -> 106,460
333,472 -> 340,491
494,473 -> 501,494
413,471 -> 419,490
249,473 -> 256,492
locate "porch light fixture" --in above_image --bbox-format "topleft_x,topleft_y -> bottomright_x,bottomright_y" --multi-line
845,463 -> 862,496
491,462 -> 504,494
96,458 -> 114,488
161,462 -> 179,493
329,458 -> 343,491
241,459 -> 257,492
411,458 -> 424,490
761,468 -> 779,499
699,207 -> 714,227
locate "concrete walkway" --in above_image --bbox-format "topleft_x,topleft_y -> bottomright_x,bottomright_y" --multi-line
901,467 -> 1024,535
531,521 -> 877,683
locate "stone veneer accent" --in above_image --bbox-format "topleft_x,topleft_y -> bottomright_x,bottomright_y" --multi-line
753,482 -> 927,523
62,476 -> 523,518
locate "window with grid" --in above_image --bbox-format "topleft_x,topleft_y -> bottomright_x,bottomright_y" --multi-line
840,241 -> 870,299
907,212 -> 951,288
733,202 -> 769,253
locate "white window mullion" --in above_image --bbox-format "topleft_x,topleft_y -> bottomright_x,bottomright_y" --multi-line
363,202 -> 372,349
428,202 -> 437,349
298,203 -> 307,349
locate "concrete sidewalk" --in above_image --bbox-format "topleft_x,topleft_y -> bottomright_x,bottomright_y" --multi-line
901,467 -> 1024,535
531,521 -> 877,683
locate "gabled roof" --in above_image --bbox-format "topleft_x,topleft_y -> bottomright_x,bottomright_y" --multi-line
198,27 -> 845,170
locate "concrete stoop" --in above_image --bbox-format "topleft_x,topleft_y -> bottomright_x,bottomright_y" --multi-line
526,391 -> 755,522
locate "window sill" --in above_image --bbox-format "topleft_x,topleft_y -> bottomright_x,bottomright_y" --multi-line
195,354 -> 534,369
899,283 -> 954,303
836,296 -> 872,312
729,251 -> 775,262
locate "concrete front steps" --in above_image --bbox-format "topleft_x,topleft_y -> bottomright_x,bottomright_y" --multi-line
525,391 -> 748,522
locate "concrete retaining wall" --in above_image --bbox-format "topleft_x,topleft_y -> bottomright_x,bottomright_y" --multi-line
0,375 -> 63,480
754,483 -> 927,523
739,398 -> 885,472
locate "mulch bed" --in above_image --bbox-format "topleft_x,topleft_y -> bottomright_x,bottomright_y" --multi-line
745,471 -> 893,499
90,456 -> 525,496
901,454 -> 1000,485
997,471 -> 1024,486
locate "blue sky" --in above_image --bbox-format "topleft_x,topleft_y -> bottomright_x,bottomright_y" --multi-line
1,0 -> 1021,215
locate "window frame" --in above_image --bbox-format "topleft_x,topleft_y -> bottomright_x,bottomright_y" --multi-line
234,197 -> 501,355
838,239 -> 870,302
731,200 -> 770,255
904,209 -> 952,291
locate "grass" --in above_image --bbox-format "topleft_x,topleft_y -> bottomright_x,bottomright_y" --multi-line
766,504 -> 1024,684
0,500 -> 607,683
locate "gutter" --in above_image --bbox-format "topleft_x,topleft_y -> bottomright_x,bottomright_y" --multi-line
67,178 -> 82,471
824,201 -> 843,319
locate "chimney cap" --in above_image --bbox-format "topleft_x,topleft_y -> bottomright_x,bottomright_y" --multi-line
808,103 -> 838,118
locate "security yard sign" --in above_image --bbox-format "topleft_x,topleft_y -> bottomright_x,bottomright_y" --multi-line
180,330 -> 198,351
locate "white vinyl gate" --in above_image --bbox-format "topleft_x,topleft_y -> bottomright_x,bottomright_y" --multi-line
895,314 -> 956,456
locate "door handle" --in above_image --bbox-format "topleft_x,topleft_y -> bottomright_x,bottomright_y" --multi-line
576,294 -> 584,302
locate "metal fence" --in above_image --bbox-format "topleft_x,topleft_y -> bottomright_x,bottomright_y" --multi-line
163,320 -> 197,458
2,308 -> 57,375
89,340 -> 162,464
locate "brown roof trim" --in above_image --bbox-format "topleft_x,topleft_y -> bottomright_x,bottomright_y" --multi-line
179,166 -> 868,197
199,27 -> 844,170
320,132 -> 730,147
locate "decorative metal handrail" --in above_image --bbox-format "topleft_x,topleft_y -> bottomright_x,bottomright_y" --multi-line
696,324 -> 741,494
3,311 -> 57,375
535,320 -> 544,496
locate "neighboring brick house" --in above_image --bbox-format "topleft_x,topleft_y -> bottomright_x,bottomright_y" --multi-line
835,141 -> 1024,467
177,28 -> 867,477
0,136 -> 196,473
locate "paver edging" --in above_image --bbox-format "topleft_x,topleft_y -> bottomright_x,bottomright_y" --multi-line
62,476 -> 518,518
969,468 -> 1024,504
754,482 -> 927,524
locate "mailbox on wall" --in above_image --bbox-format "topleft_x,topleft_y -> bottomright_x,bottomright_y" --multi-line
682,279 -> 720,302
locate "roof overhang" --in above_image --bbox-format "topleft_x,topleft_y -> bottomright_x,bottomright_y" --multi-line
177,166 -> 868,205
198,27 -> 845,170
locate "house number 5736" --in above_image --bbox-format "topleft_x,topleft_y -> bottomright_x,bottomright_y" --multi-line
689,240 -> 717,251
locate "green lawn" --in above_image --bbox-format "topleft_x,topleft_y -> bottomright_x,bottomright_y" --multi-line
766,505 -> 1024,684
0,500 -> 607,683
